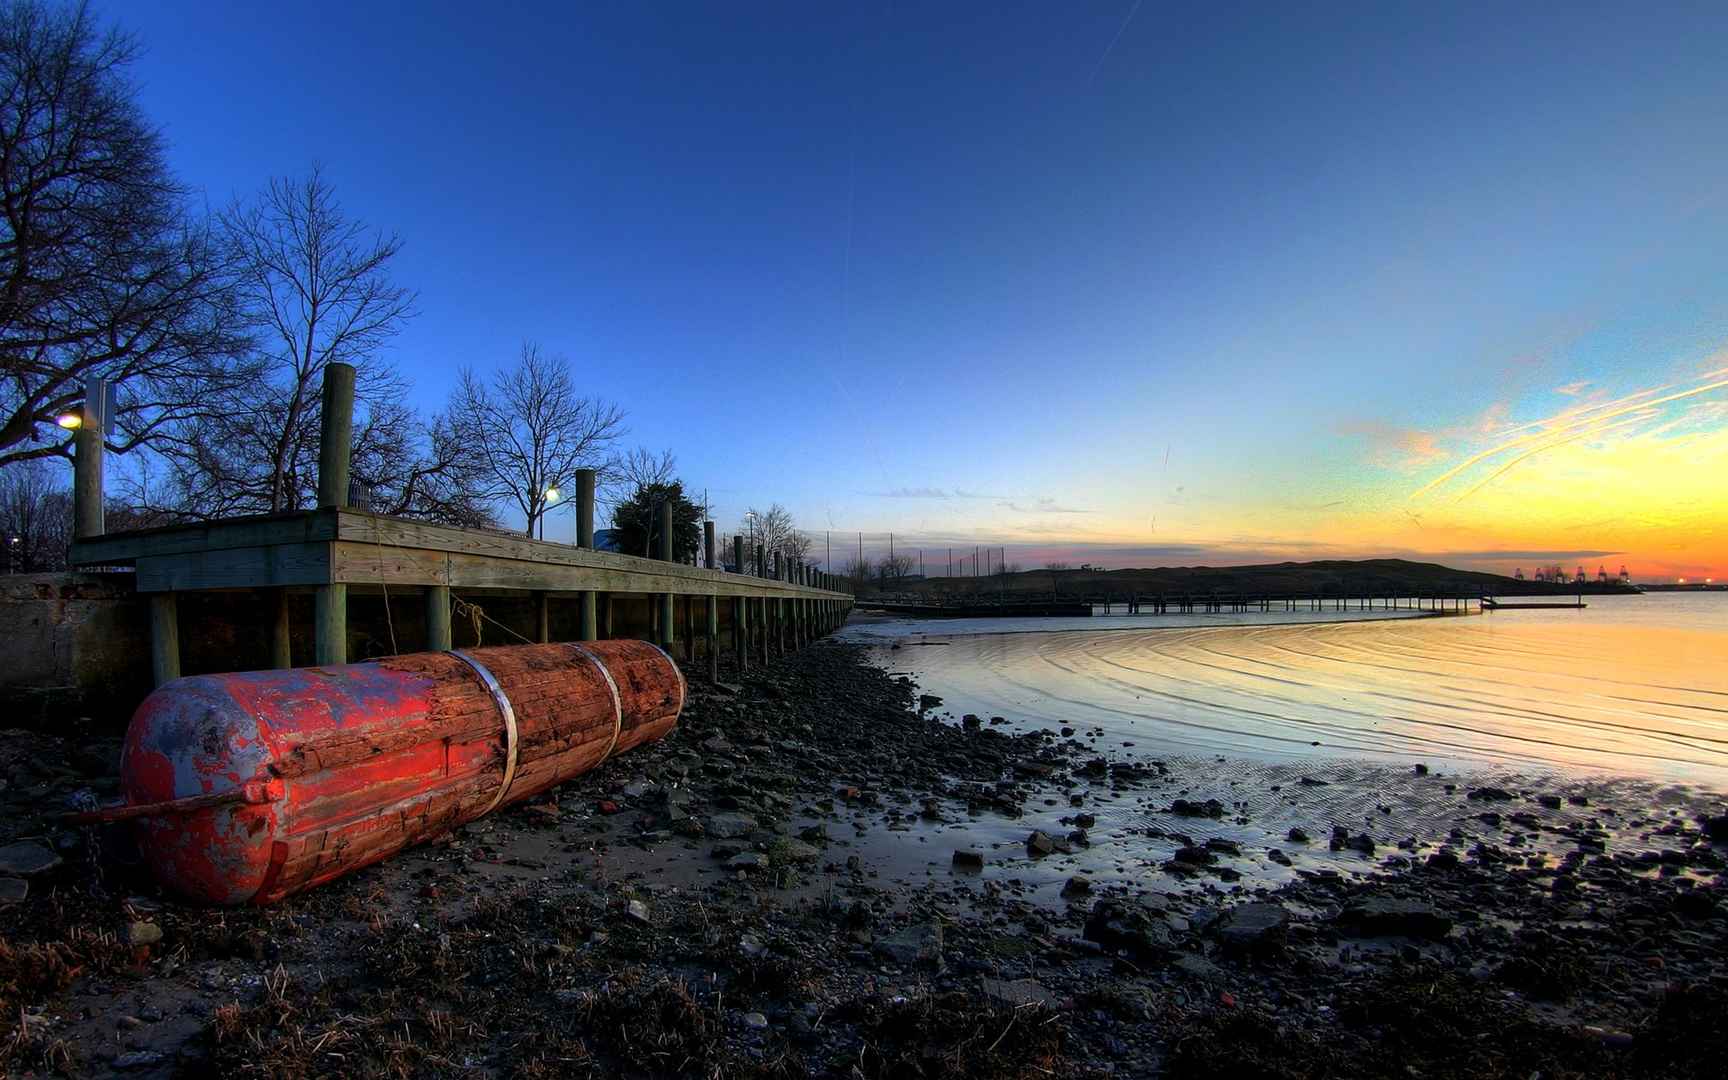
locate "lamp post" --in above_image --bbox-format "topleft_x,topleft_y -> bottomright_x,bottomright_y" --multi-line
539,485 -> 560,541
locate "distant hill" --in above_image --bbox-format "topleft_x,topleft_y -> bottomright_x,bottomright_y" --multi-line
890,558 -> 1636,599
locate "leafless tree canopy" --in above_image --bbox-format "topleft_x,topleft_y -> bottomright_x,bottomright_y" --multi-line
606,446 -> 676,506
738,503 -> 809,565
446,343 -> 626,536
131,168 -> 491,524
875,552 -> 915,586
218,167 -> 416,512
0,457 -> 67,569
0,0 -> 251,470
1043,561 -> 1072,571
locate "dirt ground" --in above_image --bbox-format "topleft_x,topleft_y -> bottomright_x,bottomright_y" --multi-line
2,641 -> 1725,1078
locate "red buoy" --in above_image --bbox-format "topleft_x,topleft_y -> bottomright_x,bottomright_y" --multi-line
109,640 -> 683,905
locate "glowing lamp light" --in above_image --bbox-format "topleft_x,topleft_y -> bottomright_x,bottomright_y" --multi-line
55,411 -> 83,429
545,486 -> 560,502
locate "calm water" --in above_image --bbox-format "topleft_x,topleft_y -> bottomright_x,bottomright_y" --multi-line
842,593 -> 1728,789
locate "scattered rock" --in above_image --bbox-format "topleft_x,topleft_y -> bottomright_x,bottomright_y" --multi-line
1215,902 -> 1290,953
125,921 -> 162,947
980,977 -> 1059,1009
625,898 -> 652,925
1169,798 -> 1224,818
704,813 -> 757,839
1468,787 -> 1515,802
951,850 -> 984,871
0,841 -> 61,877
1084,900 -> 1173,958
875,922 -> 943,969
113,1051 -> 166,1070
1287,827 -> 1311,844
1338,898 -> 1452,940
1061,875 -> 1092,897
742,1011 -> 769,1030
1026,830 -> 1057,856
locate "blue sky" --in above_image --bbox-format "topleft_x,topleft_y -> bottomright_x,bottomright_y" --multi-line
122,2 -> 1728,576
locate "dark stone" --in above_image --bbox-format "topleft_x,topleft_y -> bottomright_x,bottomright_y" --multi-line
0,841 -> 61,878
1169,798 -> 1224,818
952,850 -> 984,871
1171,845 -> 1215,865
876,923 -> 943,969
1339,898 -> 1453,940
1287,827 -> 1311,844
1214,902 -> 1290,953
1084,899 -> 1174,958
1468,787 -> 1515,801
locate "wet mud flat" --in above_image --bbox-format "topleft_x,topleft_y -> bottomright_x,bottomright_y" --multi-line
1,643 -> 1726,1078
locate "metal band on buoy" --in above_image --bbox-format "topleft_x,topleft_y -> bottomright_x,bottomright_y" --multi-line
449,650 -> 519,815
569,642 -> 625,764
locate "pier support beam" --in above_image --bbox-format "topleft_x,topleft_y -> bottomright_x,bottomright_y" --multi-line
576,468 -> 598,641
537,591 -> 551,643
150,593 -> 180,687
72,420 -> 104,539
704,521 -> 719,683
315,584 -> 347,666
271,589 -> 292,668
316,362 -> 356,509
427,585 -> 452,650
733,536 -> 748,672
657,501 -> 674,650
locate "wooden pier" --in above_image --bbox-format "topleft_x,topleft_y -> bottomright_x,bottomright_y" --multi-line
66,363 -> 852,686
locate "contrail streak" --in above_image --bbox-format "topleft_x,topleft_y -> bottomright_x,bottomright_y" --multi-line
1412,370 -> 1728,499
1087,0 -> 1143,87
1453,413 -> 1652,502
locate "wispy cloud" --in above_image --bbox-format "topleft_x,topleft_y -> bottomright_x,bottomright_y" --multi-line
999,497 -> 1093,515
864,487 -> 1002,500
1555,380 -> 1590,396
1410,364 -> 1728,502
1337,419 -> 1449,468
1437,548 -> 1622,560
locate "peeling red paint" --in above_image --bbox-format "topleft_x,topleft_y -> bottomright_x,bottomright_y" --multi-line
121,641 -> 681,905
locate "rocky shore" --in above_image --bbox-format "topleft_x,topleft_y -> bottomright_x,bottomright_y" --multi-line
2,641 -> 1725,1078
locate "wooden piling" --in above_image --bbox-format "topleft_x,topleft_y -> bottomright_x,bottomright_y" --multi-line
733,536 -> 748,671
657,501 -> 674,649
312,363 -> 356,666
315,584 -> 347,666
576,468 -> 598,641
705,522 -> 718,683
270,589 -> 292,668
427,585 -> 452,650
536,591 -> 551,643
316,362 -> 356,509
72,421 -> 104,539
149,593 -> 180,687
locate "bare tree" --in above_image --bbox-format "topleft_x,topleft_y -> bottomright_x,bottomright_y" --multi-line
446,343 -> 626,536
1043,561 -> 1072,571
604,446 -> 676,510
842,555 -> 874,592
218,166 -> 416,511
740,503 -> 809,565
0,458 -> 69,571
875,553 -> 915,588
0,0 -> 252,470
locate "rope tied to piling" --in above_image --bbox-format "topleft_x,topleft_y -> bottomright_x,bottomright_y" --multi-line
451,594 -> 536,648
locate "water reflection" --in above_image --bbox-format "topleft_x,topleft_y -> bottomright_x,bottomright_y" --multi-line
860,595 -> 1728,786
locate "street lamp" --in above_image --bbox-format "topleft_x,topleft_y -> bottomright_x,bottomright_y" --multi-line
55,410 -> 82,429
539,485 -> 560,541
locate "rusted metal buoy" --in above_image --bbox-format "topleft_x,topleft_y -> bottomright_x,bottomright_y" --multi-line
79,641 -> 683,905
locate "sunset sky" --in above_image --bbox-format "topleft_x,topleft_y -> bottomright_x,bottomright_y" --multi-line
121,2 -> 1728,580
